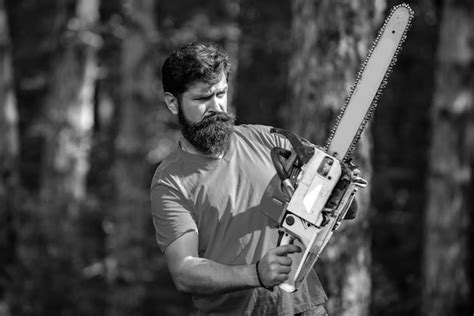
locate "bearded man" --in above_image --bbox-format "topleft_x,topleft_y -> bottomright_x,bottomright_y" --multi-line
150,42 -> 328,315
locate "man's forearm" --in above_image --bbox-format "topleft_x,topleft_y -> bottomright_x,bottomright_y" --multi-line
173,256 -> 260,295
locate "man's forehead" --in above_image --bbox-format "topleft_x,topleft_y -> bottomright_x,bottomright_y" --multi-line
187,73 -> 227,93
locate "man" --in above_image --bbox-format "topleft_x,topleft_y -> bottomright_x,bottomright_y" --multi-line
150,42 -> 329,315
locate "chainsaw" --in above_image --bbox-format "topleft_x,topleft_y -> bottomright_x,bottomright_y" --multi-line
270,3 -> 414,293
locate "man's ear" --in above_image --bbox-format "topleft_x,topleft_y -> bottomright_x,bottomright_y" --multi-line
164,92 -> 179,115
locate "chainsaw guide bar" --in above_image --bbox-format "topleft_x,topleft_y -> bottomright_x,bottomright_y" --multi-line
325,3 -> 414,162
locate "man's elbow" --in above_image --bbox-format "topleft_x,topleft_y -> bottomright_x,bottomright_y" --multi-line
173,275 -> 194,294
170,265 -> 201,294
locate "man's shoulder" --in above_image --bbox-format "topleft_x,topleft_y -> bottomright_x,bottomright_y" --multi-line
150,146 -> 183,190
235,123 -> 272,133
234,124 -> 273,140
234,124 -> 289,150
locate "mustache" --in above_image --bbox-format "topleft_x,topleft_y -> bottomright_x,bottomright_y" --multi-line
202,111 -> 234,122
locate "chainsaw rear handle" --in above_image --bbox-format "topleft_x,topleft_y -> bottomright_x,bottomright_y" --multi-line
270,128 -> 314,165
271,147 -> 296,198
271,147 -> 291,182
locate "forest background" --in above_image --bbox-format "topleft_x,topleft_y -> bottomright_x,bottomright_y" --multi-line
0,0 -> 472,315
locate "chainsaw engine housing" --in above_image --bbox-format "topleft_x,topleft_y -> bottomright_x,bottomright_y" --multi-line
283,149 -> 341,226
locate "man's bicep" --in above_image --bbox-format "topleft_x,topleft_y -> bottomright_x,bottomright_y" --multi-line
164,230 -> 199,272
164,231 -> 201,293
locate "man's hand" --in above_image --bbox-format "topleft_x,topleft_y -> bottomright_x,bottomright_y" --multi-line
325,161 -> 359,220
257,244 -> 301,288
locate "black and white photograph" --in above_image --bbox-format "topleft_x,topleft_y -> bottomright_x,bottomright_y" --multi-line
0,0 -> 472,315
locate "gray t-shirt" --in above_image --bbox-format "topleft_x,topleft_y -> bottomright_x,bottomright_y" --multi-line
150,124 -> 327,315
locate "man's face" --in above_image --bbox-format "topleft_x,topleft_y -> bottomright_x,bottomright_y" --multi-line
180,72 -> 229,124
176,72 -> 235,156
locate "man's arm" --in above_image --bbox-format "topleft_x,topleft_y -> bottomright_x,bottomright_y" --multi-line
164,230 -> 300,295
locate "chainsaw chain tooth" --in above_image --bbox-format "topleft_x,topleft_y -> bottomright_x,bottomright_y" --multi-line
325,3 -> 414,161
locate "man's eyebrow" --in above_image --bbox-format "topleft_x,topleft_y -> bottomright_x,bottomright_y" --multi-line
191,91 -> 212,100
195,90 -> 211,95
192,85 -> 228,98
190,88 -> 212,96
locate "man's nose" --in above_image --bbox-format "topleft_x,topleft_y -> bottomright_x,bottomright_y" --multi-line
208,95 -> 223,111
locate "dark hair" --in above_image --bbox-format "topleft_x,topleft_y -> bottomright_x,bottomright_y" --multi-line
161,42 -> 230,96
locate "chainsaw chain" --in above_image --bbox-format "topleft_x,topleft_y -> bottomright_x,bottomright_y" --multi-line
324,3 -> 414,162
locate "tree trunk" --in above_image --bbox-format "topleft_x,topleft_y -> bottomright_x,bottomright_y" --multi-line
370,0 -> 441,313
40,0 -> 100,209
105,1 -> 160,314
422,0 -> 473,314
38,0 -> 100,313
0,0 -> 18,314
287,1 -> 385,314
235,0 -> 291,126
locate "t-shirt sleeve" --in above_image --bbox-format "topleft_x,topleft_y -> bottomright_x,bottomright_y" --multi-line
150,183 -> 198,252
246,124 -> 293,151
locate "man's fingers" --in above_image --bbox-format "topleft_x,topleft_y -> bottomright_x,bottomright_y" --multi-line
266,268 -> 291,286
278,265 -> 291,275
259,244 -> 302,286
273,244 -> 301,256
278,274 -> 290,282
276,255 -> 292,266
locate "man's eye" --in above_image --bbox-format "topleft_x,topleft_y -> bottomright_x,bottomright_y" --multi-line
217,91 -> 226,98
197,95 -> 211,101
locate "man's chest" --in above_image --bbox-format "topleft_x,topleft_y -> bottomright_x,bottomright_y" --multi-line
192,154 -> 275,219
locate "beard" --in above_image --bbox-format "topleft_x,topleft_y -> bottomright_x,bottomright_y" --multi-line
178,108 -> 235,156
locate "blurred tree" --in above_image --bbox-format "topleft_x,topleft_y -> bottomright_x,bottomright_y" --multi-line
235,0 -> 291,126
422,0 -> 473,314
36,0 -> 101,313
40,0 -> 100,210
105,0 -> 162,314
286,0 -> 385,314
369,0 -> 441,314
0,0 -> 18,314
